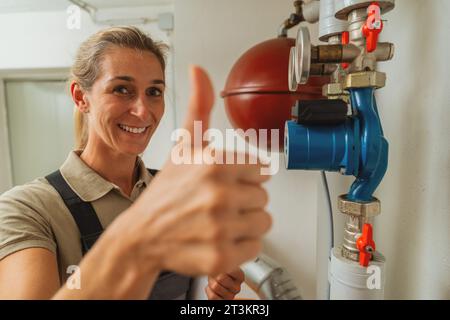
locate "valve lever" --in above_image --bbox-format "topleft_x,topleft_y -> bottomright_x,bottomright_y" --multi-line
356,223 -> 376,267
341,31 -> 350,69
362,2 -> 383,53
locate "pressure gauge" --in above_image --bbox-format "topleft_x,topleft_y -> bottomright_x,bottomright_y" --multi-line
288,46 -> 298,92
295,26 -> 311,85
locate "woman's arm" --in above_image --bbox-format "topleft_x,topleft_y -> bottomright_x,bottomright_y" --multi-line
0,248 -> 60,299
52,221 -> 161,299
0,232 -> 160,300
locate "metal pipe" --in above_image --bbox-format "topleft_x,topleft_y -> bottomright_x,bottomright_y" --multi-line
278,1 -> 304,38
374,42 -> 395,61
278,0 -> 320,37
310,63 -> 337,76
319,0 -> 348,41
242,254 -> 302,300
311,44 -> 360,63
302,0 -> 320,23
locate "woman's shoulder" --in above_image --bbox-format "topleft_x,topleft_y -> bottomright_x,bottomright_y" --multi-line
0,177 -> 59,260
0,176 -> 61,218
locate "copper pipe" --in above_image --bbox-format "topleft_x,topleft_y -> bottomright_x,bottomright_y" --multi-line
311,44 -> 360,63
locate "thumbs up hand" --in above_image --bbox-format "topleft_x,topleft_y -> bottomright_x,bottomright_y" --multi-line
122,65 -> 272,276
183,65 -> 214,135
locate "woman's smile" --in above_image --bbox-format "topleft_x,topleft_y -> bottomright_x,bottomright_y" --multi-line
118,123 -> 150,135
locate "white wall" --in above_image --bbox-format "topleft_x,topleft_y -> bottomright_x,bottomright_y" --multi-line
370,0 -> 449,299
0,5 -> 176,193
174,0 -> 450,299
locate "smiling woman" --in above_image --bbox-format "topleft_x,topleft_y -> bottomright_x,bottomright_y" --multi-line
70,26 -> 168,152
0,26 -> 271,300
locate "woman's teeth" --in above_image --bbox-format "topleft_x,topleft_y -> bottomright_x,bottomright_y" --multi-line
119,124 -> 147,134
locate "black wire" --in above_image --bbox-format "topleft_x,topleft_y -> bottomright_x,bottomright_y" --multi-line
321,171 -> 334,300
320,171 -> 334,248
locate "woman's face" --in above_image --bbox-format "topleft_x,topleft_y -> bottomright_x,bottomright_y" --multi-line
85,46 -> 165,156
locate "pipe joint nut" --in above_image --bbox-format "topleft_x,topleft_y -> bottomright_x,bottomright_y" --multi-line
344,71 -> 386,89
323,82 -> 346,97
338,194 -> 381,217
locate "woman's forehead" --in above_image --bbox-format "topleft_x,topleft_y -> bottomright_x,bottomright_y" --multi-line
99,47 -> 164,81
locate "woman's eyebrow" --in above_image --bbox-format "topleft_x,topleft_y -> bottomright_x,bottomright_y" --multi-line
108,76 -> 165,86
151,79 -> 166,86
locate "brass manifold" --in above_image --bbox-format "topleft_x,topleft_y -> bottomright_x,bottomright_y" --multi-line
309,42 -> 394,75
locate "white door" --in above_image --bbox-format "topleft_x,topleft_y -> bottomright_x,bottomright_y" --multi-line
5,80 -> 74,186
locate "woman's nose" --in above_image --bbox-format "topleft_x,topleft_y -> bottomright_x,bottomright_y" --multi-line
130,95 -> 151,121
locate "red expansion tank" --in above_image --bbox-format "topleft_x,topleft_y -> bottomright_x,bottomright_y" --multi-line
221,37 -> 329,150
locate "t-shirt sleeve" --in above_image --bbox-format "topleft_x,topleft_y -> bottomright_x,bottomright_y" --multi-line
0,185 -> 57,261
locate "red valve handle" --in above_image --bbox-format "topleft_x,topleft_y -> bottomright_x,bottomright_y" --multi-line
362,2 -> 383,53
356,223 -> 376,267
341,31 -> 349,69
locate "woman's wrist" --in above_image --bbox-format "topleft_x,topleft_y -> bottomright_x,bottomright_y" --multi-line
54,209 -> 162,299
87,209 -> 163,298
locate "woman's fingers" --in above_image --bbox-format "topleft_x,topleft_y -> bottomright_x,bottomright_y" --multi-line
206,269 -> 245,300
227,239 -> 262,272
235,162 -> 271,184
205,285 -> 226,300
214,273 -> 242,294
227,268 -> 245,282
231,183 -> 269,211
207,277 -> 237,300
224,209 -> 272,241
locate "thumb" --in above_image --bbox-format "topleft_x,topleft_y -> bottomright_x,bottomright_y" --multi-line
182,65 -> 215,137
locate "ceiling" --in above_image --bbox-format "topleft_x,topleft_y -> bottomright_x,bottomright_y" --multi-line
0,0 -> 174,14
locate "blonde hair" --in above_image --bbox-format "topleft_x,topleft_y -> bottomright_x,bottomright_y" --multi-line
70,26 -> 168,149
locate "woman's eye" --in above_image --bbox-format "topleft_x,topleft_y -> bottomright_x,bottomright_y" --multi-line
147,87 -> 163,97
113,86 -> 130,95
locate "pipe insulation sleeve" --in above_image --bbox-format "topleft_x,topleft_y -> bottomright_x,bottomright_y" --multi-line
329,247 -> 386,299
319,0 -> 348,41
302,0 -> 321,24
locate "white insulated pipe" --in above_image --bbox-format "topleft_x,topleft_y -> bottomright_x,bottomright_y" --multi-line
302,0 -> 321,24
329,248 -> 386,300
319,0 -> 348,41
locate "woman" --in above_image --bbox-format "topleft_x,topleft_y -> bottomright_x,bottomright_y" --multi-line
0,26 -> 271,299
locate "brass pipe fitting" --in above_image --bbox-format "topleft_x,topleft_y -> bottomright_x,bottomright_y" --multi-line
338,194 -> 381,261
344,71 -> 386,89
311,44 -> 360,63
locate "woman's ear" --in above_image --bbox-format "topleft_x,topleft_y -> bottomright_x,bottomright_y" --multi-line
70,81 -> 89,113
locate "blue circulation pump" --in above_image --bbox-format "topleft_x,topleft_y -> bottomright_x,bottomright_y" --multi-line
285,87 -> 388,202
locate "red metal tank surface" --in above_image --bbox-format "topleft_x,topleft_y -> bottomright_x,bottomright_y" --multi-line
221,37 -> 329,150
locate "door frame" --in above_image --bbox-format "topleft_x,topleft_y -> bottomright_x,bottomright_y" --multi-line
0,68 -> 69,192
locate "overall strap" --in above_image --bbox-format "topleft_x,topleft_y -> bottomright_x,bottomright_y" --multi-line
46,170 -> 103,255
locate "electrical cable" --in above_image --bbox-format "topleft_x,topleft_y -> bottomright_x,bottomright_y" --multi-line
321,171 -> 334,248
320,171 -> 334,300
